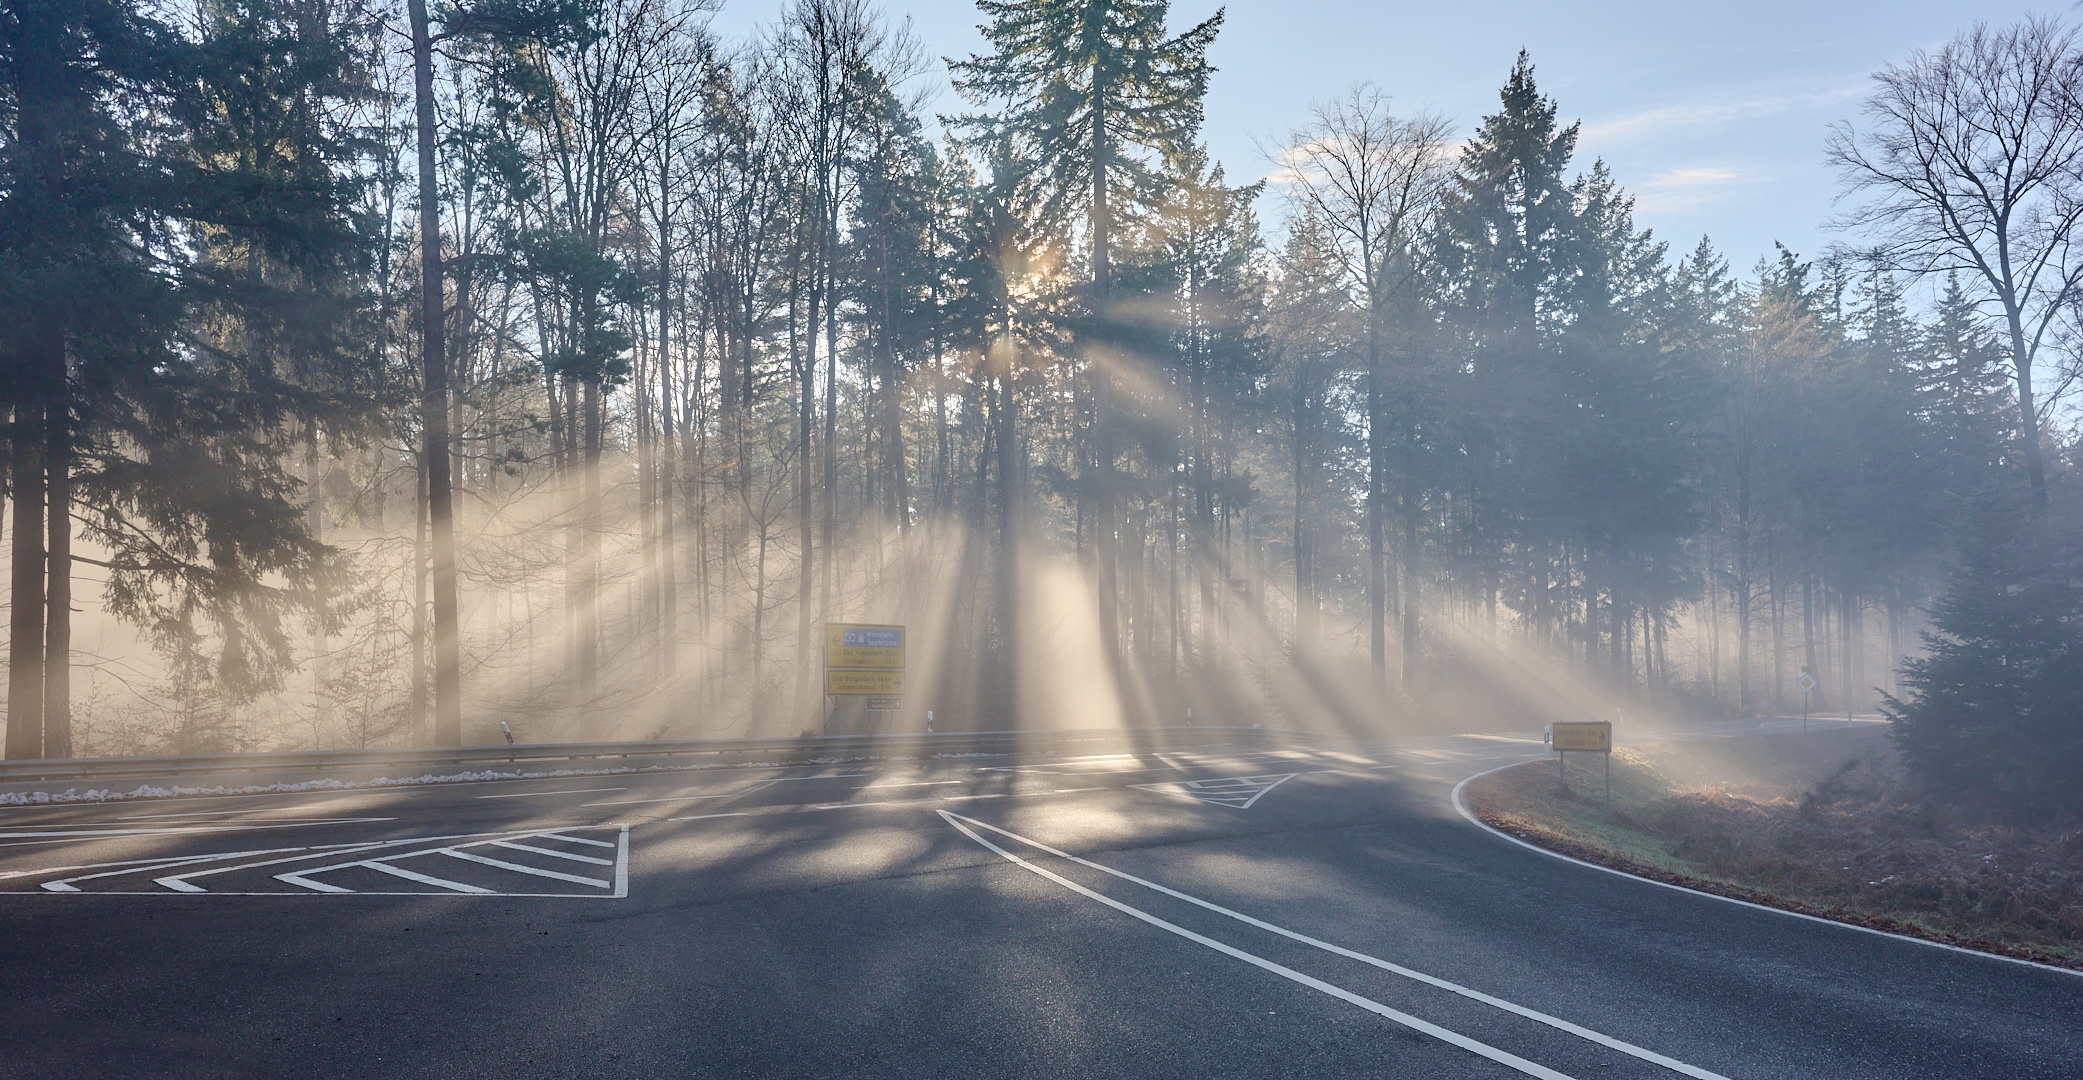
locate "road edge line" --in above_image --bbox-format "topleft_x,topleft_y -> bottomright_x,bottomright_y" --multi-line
1448,761 -> 2083,980
936,809 -> 1580,1080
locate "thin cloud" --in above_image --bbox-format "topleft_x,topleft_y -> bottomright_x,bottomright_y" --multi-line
1636,166 -> 1744,215
1583,79 -> 1867,143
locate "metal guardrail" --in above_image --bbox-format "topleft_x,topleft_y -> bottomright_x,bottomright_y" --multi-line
0,725 -> 1270,784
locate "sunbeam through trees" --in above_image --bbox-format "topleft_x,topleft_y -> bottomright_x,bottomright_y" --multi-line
1,1 -> 2075,818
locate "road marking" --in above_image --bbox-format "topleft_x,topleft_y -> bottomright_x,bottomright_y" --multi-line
0,818 -> 394,841
2,849 -> 282,881
951,813 -> 1730,1080
0,826 -> 632,897
118,809 -> 293,820
666,812 -> 748,821
582,793 -> 738,806
939,810 -> 1578,1080
489,841 -> 614,866
1131,774 -> 1294,809
477,787 -> 626,799
758,773 -> 869,782
855,780 -> 966,789
536,832 -> 616,848
272,828 -> 631,896
440,848 -> 610,889
358,860 -> 495,893
149,834 -> 515,892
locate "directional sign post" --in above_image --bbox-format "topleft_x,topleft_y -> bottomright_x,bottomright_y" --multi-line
825,624 -> 906,732
1548,721 -> 1613,806
1798,668 -> 1816,732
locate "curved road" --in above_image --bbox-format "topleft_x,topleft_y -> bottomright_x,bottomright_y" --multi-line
0,723 -> 2073,1078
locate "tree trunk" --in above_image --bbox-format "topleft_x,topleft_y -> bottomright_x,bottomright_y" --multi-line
409,0 -> 462,746
996,364 -> 1019,725
42,403 -> 69,758
1091,88 -> 1121,686
7,402 -> 45,759
579,377 -> 602,717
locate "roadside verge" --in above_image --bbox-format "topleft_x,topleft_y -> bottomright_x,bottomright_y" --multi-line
1450,741 -> 2083,977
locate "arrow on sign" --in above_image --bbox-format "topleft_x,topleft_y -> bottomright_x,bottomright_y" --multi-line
1130,774 -> 1296,810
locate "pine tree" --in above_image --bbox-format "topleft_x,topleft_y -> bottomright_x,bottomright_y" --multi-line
1886,508 -> 2083,819
951,0 -> 1222,681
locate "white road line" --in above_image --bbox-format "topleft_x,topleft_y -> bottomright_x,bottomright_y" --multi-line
855,780 -> 966,789
1448,762 -> 2083,981
260,830 -> 610,894
612,825 -> 629,897
2,849 -> 277,881
665,812 -> 747,821
274,868 -> 353,893
1366,764 -> 1403,770
477,787 -> 626,799
938,810 -> 1578,1080
118,809 -> 284,820
439,848 -> 610,888
0,818 -> 394,841
758,773 -> 868,782
950,813 -> 1729,1080
43,849 -> 302,891
489,841 -> 614,866
535,832 -> 616,849
357,860 -> 494,893
153,834 -> 505,891
582,793 -> 739,806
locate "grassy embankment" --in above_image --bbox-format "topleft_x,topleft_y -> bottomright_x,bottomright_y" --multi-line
1462,727 -> 2083,969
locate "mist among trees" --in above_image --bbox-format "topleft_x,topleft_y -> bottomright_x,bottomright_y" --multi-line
2,2 -> 2075,811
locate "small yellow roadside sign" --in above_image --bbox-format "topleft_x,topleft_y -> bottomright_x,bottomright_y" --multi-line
825,623 -> 905,669
1550,721 -> 1612,753
827,669 -> 905,696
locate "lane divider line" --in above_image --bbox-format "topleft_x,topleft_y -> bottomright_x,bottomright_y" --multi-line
937,809 -> 1579,1080
1448,762 -> 2083,982
946,812 -> 1728,1080
477,787 -> 627,800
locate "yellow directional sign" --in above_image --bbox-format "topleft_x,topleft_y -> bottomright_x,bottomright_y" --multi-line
1550,721 -> 1612,753
825,623 -> 905,669
827,669 -> 905,696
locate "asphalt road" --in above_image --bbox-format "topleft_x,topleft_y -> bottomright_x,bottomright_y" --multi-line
0,718 -> 2073,1078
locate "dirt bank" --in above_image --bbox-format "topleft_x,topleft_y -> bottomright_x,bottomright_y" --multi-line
1462,727 -> 2083,969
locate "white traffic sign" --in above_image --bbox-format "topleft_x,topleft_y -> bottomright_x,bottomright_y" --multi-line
1797,673 -> 1817,693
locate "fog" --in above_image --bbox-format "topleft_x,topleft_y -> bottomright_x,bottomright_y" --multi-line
3,1 -> 2070,789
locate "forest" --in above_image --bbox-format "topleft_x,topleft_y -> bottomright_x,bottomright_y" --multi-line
1,1 -> 2076,811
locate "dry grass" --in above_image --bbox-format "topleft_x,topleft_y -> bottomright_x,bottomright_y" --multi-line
1464,728 -> 2083,969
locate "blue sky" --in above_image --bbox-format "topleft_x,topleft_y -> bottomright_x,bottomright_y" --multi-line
710,0 -> 2043,282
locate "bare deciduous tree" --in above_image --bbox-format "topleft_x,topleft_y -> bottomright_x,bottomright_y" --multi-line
1273,85 -> 1453,689
1829,15 -> 2083,514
